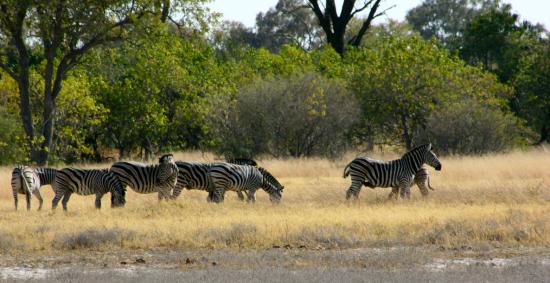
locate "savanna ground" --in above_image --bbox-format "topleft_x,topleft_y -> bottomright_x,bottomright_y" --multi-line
0,149 -> 549,282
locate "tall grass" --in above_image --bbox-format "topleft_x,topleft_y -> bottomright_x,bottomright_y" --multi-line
0,148 -> 549,254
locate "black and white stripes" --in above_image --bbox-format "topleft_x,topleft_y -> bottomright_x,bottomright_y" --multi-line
11,166 -> 57,210
343,144 -> 441,199
52,168 -> 126,211
208,163 -> 284,203
110,154 -> 179,200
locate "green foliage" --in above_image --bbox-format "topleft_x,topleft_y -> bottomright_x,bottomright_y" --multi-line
513,41 -> 550,143
346,33 -> 512,149
54,73 -> 108,163
406,0 -> 499,50
415,98 -> 527,155
206,72 -> 359,158
0,107 -> 26,164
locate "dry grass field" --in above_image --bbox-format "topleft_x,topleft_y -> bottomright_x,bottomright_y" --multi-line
1,148 -> 549,256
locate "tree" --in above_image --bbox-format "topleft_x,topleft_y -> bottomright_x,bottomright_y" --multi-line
255,0 -> 323,52
307,0 -> 392,54
513,41 -> 550,144
347,33 -> 511,149
406,0 -> 499,50
460,4 -> 519,70
0,0 -> 207,165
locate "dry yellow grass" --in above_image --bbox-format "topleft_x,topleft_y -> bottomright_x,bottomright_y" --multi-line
0,148 -> 549,254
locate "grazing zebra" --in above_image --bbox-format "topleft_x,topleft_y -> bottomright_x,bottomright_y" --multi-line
343,144 -> 441,200
225,158 -> 259,201
52,168 -> 126,211
110,154 -> 178,200
11,166 -> 57,210
388,167 -> 435,199
208,163 -> 284,203
171,158 -> 259,200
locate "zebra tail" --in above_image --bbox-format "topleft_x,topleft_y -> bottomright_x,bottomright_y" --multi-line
343,162 -> 351,178
19,168 -> 31,195
427,176 -> 435,191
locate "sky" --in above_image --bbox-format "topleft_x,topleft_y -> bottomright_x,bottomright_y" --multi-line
207,0 -> 550,29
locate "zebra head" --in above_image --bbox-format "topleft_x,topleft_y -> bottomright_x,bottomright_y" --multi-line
157,153 -> 179,187
159,153 -> 174,164
258,167 -> 284,203
424,143 -> 442,171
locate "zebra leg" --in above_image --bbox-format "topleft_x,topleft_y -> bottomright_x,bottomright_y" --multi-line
95,193 -> 102,209
346,177 -> 363,200
171,184 -> 186,200
52,190 -> 63,210
25,191 -> 32,211
33,190 -> 44,211
13,189 -> 18,211
399,185 -> 411,200
61,192 -> 73,211
246,189 -> 256,203
388,187 -> 399,200
237,191 -> 245,201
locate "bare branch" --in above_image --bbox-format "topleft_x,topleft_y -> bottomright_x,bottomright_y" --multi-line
350,0 -> 375,18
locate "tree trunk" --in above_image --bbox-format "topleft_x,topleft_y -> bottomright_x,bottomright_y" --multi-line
401,113 -> 413,150
15,62 -> 37,161
538,111 -> 550,144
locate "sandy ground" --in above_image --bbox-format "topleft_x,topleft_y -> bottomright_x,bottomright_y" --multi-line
1,246 -> 549,282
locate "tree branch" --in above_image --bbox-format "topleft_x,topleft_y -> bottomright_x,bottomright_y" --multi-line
350,0 -> 375,18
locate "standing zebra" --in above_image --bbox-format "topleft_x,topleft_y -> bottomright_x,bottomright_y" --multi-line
388,167 -> 435,199
208,163 -> 284,203
11,166 -> 57,210
171,158 -> 259,200
171,161 -> 211,200
111,154 -> 178,200
343,144 -> 441,200
52,168 -> 126,211
225,158 -> 260,201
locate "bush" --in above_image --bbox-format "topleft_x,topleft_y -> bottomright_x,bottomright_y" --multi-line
0,108 -> 27,165
207,72 -> 360,158
53,228 -> 133,250
415,99 -> 528,155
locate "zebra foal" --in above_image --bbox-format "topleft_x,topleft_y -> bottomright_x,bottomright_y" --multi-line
208,163 -> 284,203
52,168 -> 126,211
11,166 -> 57,210
388,167 -> 435,199
111,154 -> 178,200
343,144 -> 441,200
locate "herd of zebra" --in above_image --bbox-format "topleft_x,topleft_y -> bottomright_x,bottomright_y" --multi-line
10,143 -> 441,211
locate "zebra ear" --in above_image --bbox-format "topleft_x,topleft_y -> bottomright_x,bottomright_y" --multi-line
427,143 -> 432,150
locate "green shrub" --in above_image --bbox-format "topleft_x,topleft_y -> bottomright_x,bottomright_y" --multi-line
207,72 -> 359,158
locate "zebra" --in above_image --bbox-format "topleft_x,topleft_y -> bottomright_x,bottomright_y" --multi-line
110,154 -> 179,200
208,163 -> 284,203
171,158 -> 259,200
52,168 -> 126,211
388,167 -> 435,199
171,161 -> 211,200
224,158 -> 259,201
11,166 -> 57,210
343,143 -> 441,200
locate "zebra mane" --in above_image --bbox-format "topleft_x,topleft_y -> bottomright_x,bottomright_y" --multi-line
402,143 -> 432,158
258,167 -> 283,190
159,153 -> 174,164
226,158 -> 257,167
